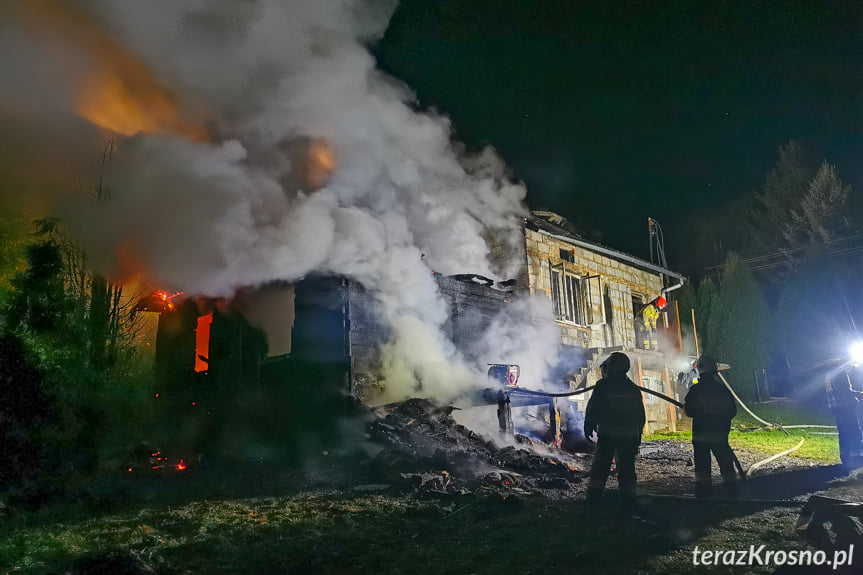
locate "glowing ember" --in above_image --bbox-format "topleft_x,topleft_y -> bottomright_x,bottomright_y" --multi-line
161,291 -> 183,311
133,290 -> 183,314
176,460 -> 186,471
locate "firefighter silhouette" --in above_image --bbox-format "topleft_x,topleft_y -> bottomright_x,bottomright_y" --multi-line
584,352 -> 645,511
684,355 -> 738,497
825,364 -> 863,469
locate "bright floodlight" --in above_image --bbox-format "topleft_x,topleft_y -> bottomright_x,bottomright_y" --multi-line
850,341 -> 863,364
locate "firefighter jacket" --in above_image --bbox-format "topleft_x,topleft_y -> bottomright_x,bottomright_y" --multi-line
585,375 -> 646,442
825,371 -> 863,410
684,374 -> 737,442
642,304 -> 659,328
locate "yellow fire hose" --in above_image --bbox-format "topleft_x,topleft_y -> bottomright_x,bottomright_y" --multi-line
746,437 -> 806,474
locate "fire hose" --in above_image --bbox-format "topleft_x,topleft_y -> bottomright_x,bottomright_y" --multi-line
746,437 -> 806,474
513,383 -> 680,404
517,383 -> 748,478
513,385 -> 595,398
717,372 -> 790,435
516,380 -> 812,478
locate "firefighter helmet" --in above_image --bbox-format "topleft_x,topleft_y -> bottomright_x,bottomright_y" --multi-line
696,354 -> 718,374
601,352 -> 631,375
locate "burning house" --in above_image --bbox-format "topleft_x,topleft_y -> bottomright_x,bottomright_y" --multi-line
496,211 -> 689,433
6,0 -> 690,456
141,208 -> 686,460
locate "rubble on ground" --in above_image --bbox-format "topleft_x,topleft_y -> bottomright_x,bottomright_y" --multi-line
365,399 -> 590,498
797,494 -> 863,552
363,399 -> 833,502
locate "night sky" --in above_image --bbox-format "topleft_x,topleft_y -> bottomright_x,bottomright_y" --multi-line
376,0 -> 863,264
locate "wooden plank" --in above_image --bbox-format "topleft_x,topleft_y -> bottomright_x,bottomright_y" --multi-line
663,366 -> 677,432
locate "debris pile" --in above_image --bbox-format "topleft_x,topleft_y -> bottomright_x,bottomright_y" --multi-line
366,399 -> 590,498
362,399 -> 837,507
797,494 -> 863,552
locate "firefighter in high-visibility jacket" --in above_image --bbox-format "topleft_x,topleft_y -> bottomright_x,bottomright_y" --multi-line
641,296 -> 666,350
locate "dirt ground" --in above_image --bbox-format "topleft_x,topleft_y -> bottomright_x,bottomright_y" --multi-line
366,399 -> 863,574
4,399 -> 862,575
369,399 -> 844,502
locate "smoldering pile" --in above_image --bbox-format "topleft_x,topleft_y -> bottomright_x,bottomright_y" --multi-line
364,399 -> 591,499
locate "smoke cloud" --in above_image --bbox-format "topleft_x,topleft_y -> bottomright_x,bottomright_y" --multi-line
470,296 -> 566,390
4,0 -> 553,401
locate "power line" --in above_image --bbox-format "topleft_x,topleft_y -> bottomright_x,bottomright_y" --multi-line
747,244 -> 863,272
705,233 -> 863,271
710,233 -> 863,269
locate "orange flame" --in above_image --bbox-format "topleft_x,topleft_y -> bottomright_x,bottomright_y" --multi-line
15,0 -> 206,140
195,313 -> 213,373
77,71 -> 205,140
306,140 -> 337,189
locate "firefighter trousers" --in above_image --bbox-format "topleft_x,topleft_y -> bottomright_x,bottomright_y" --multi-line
643,323 -> 658,350
693,439 -> 737,495
832,406 -> 863,466
588,436 -> 639,500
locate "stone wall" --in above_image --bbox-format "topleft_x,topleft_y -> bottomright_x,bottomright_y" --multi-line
514,222 -> 680,433
522,227 -> 664,350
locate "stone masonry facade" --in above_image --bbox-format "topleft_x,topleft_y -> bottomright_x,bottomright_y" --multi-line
523,226 -> 664,351
349,211 -> 685,432
496,213 -> 686,433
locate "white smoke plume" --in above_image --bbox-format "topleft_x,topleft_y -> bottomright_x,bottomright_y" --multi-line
5,0 -> 549,401
470,296 -> 565,390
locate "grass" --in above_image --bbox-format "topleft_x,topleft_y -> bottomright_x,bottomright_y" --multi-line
0,402 -> 844,574
731,401 -> 836,429
646,401 -> 841,464
0,487 -> 659,574
0,481 -> 811,575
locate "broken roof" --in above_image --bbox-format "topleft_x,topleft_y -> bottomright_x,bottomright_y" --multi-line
526,212 -> 685,282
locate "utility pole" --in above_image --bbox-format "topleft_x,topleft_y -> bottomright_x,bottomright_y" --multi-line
692,308 -> 700,357
649,218 -> 654,264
